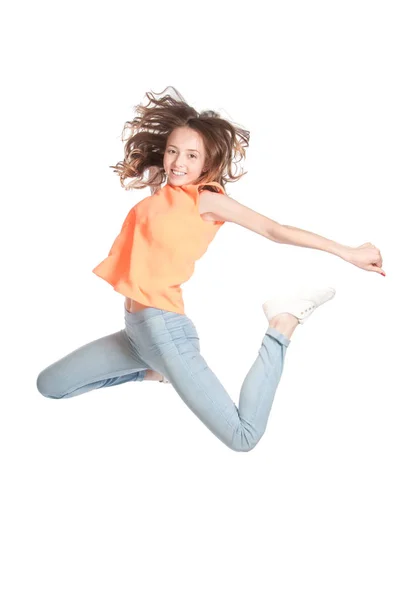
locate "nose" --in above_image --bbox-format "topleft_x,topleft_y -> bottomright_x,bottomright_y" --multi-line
171,154 -> 186,169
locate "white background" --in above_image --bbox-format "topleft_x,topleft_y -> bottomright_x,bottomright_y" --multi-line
1,0 -> 399,598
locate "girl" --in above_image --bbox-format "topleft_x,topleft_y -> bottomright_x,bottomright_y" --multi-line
36,87 -> 385,452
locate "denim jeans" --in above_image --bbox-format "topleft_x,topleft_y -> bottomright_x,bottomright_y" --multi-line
36,306 -> 291,452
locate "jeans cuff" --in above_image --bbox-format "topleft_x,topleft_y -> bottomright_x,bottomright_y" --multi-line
266,327 -> 291,347
138,370 -> 147,382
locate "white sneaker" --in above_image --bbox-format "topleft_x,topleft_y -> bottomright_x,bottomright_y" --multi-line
159,375 -> 170,384
262,286 -> 336,325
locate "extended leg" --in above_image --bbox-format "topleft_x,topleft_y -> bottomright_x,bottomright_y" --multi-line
36,329 -> 149,399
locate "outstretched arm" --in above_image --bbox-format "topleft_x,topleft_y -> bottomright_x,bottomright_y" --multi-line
202,191 -> 385,276
271,223 -> 385,276
271,222 -> 351,258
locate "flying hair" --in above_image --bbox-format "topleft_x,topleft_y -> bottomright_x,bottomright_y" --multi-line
110,86 -> 250,195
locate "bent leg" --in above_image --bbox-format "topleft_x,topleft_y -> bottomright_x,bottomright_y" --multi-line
149,325 -> 290,452
36,329 -> 149,399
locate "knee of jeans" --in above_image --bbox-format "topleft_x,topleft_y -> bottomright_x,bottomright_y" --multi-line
36,370 -> 62,399
229,428 -> 262,452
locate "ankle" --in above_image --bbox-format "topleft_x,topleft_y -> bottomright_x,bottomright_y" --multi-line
144,370 -> 163,382
269,313 -> 299,339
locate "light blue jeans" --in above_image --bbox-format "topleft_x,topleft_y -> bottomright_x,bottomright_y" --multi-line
36,306 -> 291,452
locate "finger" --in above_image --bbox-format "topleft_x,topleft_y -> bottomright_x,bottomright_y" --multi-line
371,265 -> 386,275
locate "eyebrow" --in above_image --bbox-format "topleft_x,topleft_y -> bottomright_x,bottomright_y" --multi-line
167,144 -> 200,153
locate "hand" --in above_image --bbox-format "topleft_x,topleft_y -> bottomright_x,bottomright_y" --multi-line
346,242 -> 386,276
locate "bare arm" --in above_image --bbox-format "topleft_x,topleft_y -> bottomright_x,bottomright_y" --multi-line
202,191 -> 385,274
270,223 -> 352,260
202,191 -> 351,259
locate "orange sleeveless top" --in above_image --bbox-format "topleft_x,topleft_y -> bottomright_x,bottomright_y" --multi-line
92,182 -> 226,315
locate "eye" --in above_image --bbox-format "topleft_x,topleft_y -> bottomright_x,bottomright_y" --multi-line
189,154 -> 197,159
167,149 -> 175,154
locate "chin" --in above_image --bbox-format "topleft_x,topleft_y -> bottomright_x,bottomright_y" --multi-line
169,176 -> 195,186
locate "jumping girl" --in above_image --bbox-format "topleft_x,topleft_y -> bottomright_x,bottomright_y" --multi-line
36,87 -> 385,452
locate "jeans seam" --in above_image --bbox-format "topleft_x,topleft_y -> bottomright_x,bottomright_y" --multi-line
177,351 -> 236,434
161,314 -> 235,434
249,335 -> 288,429
61,367 -> 146,397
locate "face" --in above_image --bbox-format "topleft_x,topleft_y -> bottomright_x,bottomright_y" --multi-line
163,126 -> 207,186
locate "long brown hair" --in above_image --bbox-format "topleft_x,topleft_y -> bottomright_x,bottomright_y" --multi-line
110,86 -> 250,194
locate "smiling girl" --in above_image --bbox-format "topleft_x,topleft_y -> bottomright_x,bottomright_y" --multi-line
36,87 -> 385,451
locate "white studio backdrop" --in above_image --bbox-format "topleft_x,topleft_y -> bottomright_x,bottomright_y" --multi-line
1,1 -> 399,599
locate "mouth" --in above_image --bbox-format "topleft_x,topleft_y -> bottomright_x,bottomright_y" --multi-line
170,170 -> 187,177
